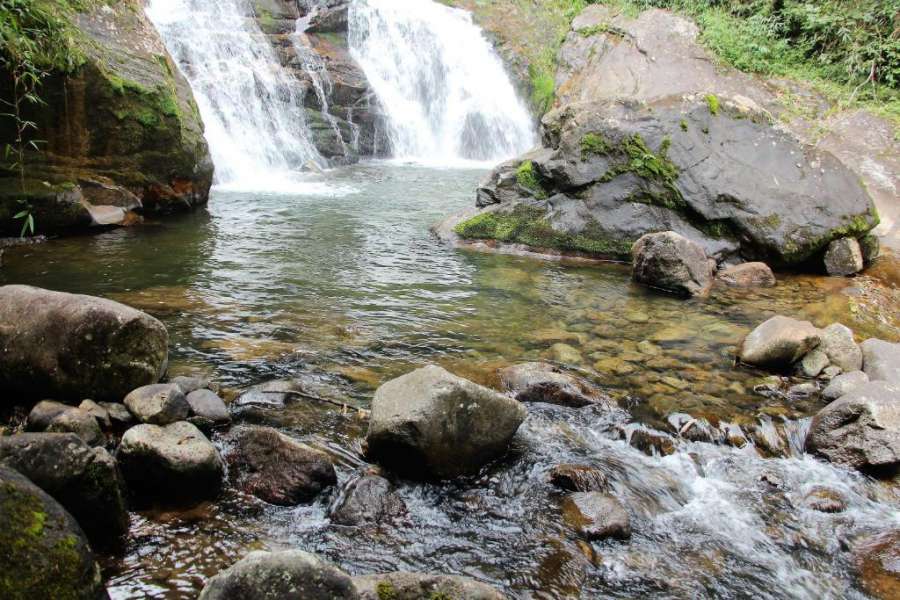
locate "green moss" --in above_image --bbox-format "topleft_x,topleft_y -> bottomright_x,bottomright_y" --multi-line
680,118 -> 689,132
376,581 -> 398,600
256,8 -> 278,34
577,23 -> 609,37
516,160 -> 547,199
528,52 -> 556,115
429,593 -> 454,600
580,132 -> 611,159
705,93 -> 720,116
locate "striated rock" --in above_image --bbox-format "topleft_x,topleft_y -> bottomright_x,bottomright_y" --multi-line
0,433 -> 128,547
806,381 -> 900,473
0,466 -> 104,600
800,349 -> 830,378
717,262 -> 776,288
562,492 -> 631,541
353,572 -> 504,600
26,400 -> 74,431
549,464 -> 609,493
329,473 -> 405,526
861,339 -> 900,384
823,371 -> 869,400
46,409 -> 104,448
229,426 -> 336,506
124,384 -> 190,425
365,365 -> 527,479
739,316 -> 821,369
499,362 -> 608,408
854,530 -> 900,600
631,231 -> 713,297
186,389 -> 231,431
198,550 -> 358,600
117,421 -> 224,504
819,323 -> 862,373
824,237 -> 864,276
0,285 -> 169,403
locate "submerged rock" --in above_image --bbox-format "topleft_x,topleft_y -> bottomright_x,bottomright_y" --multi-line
716,262 -> 776,288
353,572 -> 504,600
198,550 -> 358,600
854,530 -> 900,600
329,473 -> 405,526
562,492 -> 631,541
739,316 -> 821,369
229,426 -> 336,506
365,365 -> 527,479
0,285 -> 169,403
124,384 -> 190,425
549,464 -> 609,493
824,237 -> 864,276
117,421 -> 224,504
0,433 -> 128,547
0,466 -> 104,600
499,362 -> 607,408
861,339 -> 900,384
631,231 -> 713,297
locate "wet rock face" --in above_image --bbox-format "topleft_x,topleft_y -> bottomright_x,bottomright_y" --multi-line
0,466 -> 104,600
806,381 -> 900,473
365,365 -> 527,479
632,231 -> 713,297
854,530 -> 900,600
229,426 -> 336,506
198,550 -> 359,600
739,316 -> 821,369
0,433 -> 129,548
549,464 -> 609,493
353,572 -> 505,600
117,421 -> 224,505
499,362 -> 608,408
0,285 -> 169,403
328,473 -> 405,526
562,492 -> 631,541
124,384 -> 190,426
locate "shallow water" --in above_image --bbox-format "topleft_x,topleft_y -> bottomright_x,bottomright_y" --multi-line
2,163 -> 898,598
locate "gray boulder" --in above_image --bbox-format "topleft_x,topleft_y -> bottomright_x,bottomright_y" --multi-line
0,466 -> 105,600
561,492 -> 631,541
117,421 -> 224,504
353,572 -> 504,600
78,400 -> 111,430
124,383 -> 190,425
716,262 -> 776,288
820,323 -> 863,372
47,408 -> 104,447
631,231 -> 713,297
26,400 -> 74,431
98,402 -> 134,427
329,473 -> 406,526
229,426 -> 336,506
186,389 -> 231,431
806,381 -> 900,473
861,339 -> 900,384
800,349 -> 829,378
823,371 -> 869,400
0,433 -> 128,548
198,550 -> 358,600
169,375 -> 212,395
824,237 -> 864,276
499,362 -> 608,408
365,365 -> 527,479
739,316 -> 821,369
0,285 -> 168,402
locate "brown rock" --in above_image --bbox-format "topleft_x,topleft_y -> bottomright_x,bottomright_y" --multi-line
717,262 -> 776,287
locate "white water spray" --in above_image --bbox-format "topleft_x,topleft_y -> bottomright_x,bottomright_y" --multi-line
348,0 -> 536,164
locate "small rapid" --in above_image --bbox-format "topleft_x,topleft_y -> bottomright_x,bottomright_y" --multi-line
348,0 -> 536,164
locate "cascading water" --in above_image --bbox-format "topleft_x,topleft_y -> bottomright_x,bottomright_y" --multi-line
145,0 -> 325,190
348,0 -> 536,164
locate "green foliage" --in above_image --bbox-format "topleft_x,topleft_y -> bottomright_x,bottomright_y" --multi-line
528,50 -> 557,115
580,132 -> 611,158
516,160 -> 547,198
705,93 -> 719,115
376,581 -> 398,600
679,118 -> 689,131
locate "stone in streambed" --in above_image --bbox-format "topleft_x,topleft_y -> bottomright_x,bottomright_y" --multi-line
46,409 -> 104,448
229,426 -> 336,506
562,492 -> 631,541
365,365 -> 527,479
824,237 -> 864,276
800,349 -> 830,378
170,375 -> 213,395
549,464 -> 609,492
124,383 -> 190,425
822,371 -> 869,400
819,323 -> 862,373
853,530 -> 900,600
717,262 -> 776,288
499,362 -> 607,408
26,400 -> 74,431
861,338 -> 900,384
98,402 -> 134,427
631,231 -> 713,297
353,572 -> 505,600
628,427 -> 676,456
328,473 -> 405,526
77,400 -> 111,430
186,389 -> 231,431
802,486 -> 846,513
739,316 -> 821,369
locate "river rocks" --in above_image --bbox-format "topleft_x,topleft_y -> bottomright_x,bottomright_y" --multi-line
26,400 -> 75,431
549,464 -> 609,493
117,421 -> 224,504
806,381 -> 900,473
820,323 -> 863,373
186,389 -> 231,431
229,426 -> 336,506
861,339 -> 900,384
78,400 -> 111,430
0,285 -> 169,403
0,466 -> 104,600
631,231 -> 713,297
353,572 -> 504,600
824,237 -> 864,276
628,427 -> 676,456
99,402 -> 135,428
124,384 -> 190,425
499,362 -> 607,408
561,492 -> 631,541
198,550 -> 358,600
170,375 -> 213,395
854,530 -> 900,600
823,371 -> 869,400
46,409 -> 105,448
799,350 -> 830,378
329,473 -> 405,526
549,342 -> 584,365
739,316 -> 821,369
716,262 -> 776,288
365,365 -> 527,479
0,433 -> 128,547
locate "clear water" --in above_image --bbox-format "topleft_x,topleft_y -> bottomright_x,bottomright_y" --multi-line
2,164 -> 898,599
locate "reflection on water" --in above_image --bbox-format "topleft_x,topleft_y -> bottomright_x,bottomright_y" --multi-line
2,163 -> 898,599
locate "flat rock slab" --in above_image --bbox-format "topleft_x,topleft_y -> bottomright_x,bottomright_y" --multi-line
354,572 -> 504,600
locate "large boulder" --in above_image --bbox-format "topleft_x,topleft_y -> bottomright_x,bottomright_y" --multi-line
117,421 -> 224,504
228,426 -> 336,506
861,339 -> 900,384
198,550 -> 358,600
498,362 -> 608,408
739,316 -> 821,369
631,231 -> 713,296
0,285 -> 168,403
353,572 -> 504,600
0,433 -> 128,548
0,466 -> 105,600
124,384 -> 189,425
365,365 -> 527,479
328,473 -> 405,526
806,381 -> 900,473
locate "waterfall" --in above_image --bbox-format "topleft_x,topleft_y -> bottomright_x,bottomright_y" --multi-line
145,0 -> 325,190
348,0 -> 536,165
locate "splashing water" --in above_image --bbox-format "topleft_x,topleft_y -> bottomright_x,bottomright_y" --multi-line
145,0 -> 327,191
348,0 -> 536,165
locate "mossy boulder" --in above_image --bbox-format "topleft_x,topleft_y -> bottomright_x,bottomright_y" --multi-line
0,0 -> 213,236
0,465 -> 106,600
